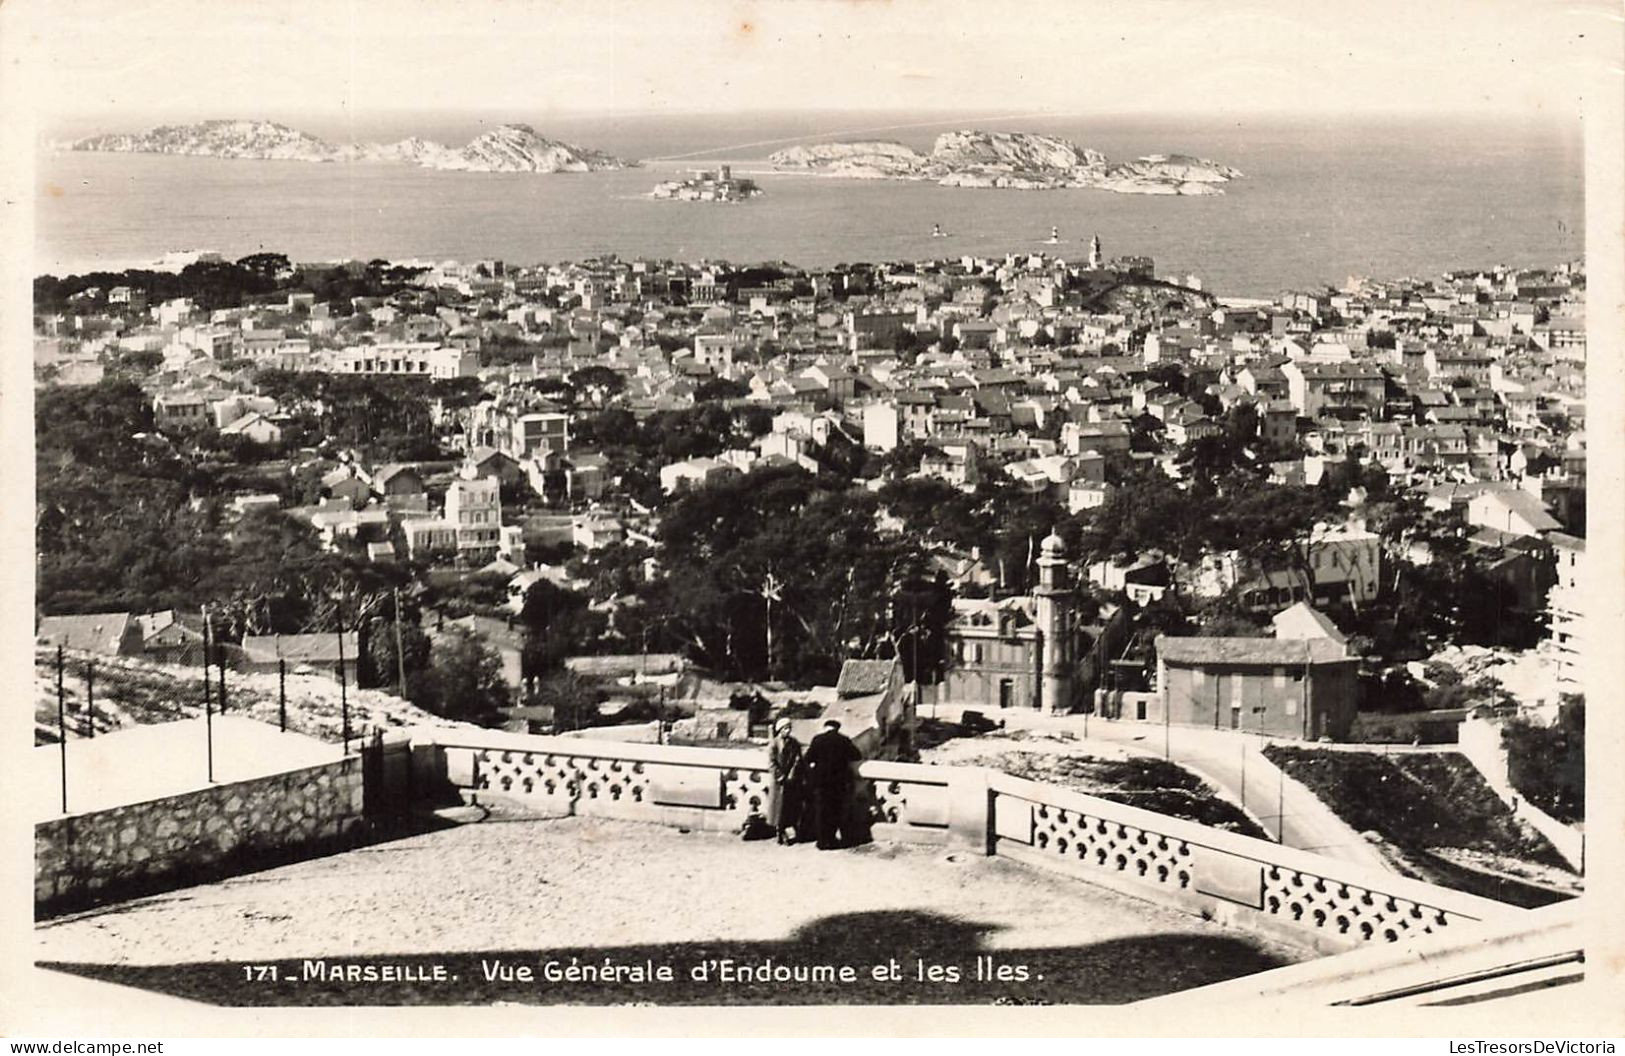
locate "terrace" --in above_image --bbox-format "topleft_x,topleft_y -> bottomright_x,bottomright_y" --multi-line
36,809 -> 1304,1006
31,721 -> 1562,1009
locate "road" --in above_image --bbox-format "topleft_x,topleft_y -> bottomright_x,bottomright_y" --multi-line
924,704 -> 1394,873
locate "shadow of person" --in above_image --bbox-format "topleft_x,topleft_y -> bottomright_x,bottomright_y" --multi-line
785,909 -> 1000,957
39,910 -> 1296,1006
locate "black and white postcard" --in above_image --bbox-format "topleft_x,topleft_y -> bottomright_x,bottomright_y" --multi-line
2,0 -> 1622,1041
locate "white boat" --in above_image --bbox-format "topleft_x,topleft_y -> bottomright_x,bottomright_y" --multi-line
1043,226 -> 1062,244
931,223 -> 949,238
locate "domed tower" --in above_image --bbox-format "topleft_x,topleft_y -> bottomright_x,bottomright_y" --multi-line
1034,531 -> 1075,714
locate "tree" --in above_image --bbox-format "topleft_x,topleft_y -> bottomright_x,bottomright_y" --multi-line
569,365 -> 626,410
533,670 -> 602,733
1503,699 -> 1584,823
365,607 -> 431,692
518,579 -> 598,684
648,464 -> 911,684
236,252 -> 292,283
891,571 -> 953,685
694,377 -> 747,402
417,626 -> 509,724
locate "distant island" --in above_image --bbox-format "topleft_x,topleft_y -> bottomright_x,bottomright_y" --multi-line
66,120 -> 630,174
770,130 -> 1242,195
651,166 -> 761,202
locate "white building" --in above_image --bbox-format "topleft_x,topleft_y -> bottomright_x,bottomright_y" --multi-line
1545,532 -> 1587,686
330,343 -> 477,379
403,467 -> 504,565
1195,523 -> 1381,612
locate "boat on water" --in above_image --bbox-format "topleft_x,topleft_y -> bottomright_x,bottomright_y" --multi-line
1042,226 -> 1062,244
931,223 -> 949,238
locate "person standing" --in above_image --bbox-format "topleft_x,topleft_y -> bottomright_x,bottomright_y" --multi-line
768,719 -> 804,845
802,719 -> 862,850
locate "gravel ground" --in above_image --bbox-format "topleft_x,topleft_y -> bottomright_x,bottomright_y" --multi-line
36,808 -> 1309,1005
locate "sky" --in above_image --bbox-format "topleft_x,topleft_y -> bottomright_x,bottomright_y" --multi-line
10,0 -> 1615,125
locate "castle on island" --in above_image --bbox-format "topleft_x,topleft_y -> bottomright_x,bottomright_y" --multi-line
652,164 -> 761,203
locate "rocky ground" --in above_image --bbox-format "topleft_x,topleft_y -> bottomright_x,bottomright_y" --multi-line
1263,746 -> 1582,907
921,725 -> 1267,838
36,646 -> 472,746
35,809 -> 1309,1006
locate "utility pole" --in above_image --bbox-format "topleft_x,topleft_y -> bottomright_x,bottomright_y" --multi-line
393,587 -> 408,697
56,646 -> 67,814
201,611 -> 215,783
338,613 -> 351,756
1240,736 -> 1247,810
337,587 -> 351,755
761,570 -> 782,680
1278,762 -> 1286,843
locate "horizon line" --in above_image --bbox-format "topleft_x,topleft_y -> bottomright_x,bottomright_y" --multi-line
39,104 -> 1583,124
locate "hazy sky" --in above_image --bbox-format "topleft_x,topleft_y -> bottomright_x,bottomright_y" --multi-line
13,0 -> 1616,122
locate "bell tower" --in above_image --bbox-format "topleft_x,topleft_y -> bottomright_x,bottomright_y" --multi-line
1033,531 -> 1074,714
1088,233 -> 1103,269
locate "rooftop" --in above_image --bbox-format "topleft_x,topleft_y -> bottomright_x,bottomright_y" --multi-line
1155,635 -> 1351,667
37,612 -> 135,654
835,658 -> 897,698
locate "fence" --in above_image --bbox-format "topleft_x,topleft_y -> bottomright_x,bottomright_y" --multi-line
37,645 -> 373,817
408,727 -> 1521,955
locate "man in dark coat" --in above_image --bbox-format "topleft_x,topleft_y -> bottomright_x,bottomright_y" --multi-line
802,719 -> 862,850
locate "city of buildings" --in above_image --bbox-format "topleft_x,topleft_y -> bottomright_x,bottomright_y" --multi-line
35,244 -> 1590,734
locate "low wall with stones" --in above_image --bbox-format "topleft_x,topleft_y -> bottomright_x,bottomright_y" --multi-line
35,756 -> 366,918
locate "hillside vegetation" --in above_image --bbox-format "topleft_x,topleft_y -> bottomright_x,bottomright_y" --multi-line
36,647 -> 472,747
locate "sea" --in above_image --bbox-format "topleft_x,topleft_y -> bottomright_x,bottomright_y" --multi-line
34,111 -> 1584,298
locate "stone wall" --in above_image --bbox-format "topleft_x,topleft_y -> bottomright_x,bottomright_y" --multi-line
36,756 -> 365,918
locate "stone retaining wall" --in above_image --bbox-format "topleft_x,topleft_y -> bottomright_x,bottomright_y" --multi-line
36,756 -> 365,918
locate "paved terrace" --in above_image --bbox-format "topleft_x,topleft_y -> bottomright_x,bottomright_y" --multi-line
36,806 -> 1310,1005
28,717 -> 343,823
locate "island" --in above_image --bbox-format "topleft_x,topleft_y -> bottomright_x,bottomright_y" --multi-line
651,166 -> 761,202
770,130 -> 1241,195
66,120 -> 630,174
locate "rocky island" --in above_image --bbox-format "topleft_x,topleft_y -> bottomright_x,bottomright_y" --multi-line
66,120 -> 630,174
651,166 -> 761,202
770,130 -> 1241,195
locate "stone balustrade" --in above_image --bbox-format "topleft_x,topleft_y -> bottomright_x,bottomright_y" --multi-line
414,727 -> 1523,954
985,770 -> 1518,954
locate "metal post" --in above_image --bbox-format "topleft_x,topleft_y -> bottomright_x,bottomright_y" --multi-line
202,614 -> 215,783
205,688 -> 215,783
217,640 -> 227,713
1277,765 -> 1285,843
57,646 -> 68,814
393,587 -> 408,698
278,659 -> 288,733
85,659 -> 95,739
1240,738 -> 1247,810
1163,687 -> 1171,760
338,618 -> 351,755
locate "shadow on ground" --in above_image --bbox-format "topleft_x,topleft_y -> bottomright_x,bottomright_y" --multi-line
38,908 -> 1292,1006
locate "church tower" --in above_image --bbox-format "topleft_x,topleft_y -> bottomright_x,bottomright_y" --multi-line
1033,531 -> 1075,715
1088,233 -> 1103,269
